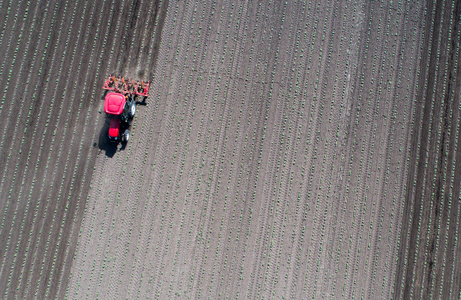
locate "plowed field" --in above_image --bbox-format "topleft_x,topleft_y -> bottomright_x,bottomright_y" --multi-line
0,0 -> 460,299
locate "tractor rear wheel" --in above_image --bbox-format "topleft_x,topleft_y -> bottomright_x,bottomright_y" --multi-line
123,130 -> 130,142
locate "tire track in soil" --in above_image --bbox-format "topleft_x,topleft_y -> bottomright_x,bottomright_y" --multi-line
280,1 -> 315,296
155,2 -> 229,297
421,1 -> 455,291
314,1 -> 360,297
149,1 -> 204,296
330,1 -> 389,298
333,2 -> 366,293
440,10 -> 461,299
146,0 -> 169,80
115,4 -> 186,297
300,1 -> 361,297
412,0 -> 448,291
358,1 -> 401,296
156,2 -> 224,297
443,31 -> 461,297
282,1 -> 338,297
303,1 -> 345,298
124,2 -> 184,298
187,2 -> 233,296
227,8 -> 270,290
421,3 -> 461,298
386,8 -> 424,296
117,1 -> 167,297
244,2 -> 309,298
393,1 -> 435,298
166,9 -> 215,296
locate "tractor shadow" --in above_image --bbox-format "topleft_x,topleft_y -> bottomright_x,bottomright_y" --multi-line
97,115 -> 127,157
135,96 -> 147,106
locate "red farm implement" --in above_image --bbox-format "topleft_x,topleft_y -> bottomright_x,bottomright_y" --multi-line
103,74 -> 150,97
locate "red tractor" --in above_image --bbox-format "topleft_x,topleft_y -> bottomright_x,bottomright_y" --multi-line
102,75 -> 149,143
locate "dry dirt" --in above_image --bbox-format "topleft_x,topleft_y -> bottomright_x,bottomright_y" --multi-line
0,0 -> 460,299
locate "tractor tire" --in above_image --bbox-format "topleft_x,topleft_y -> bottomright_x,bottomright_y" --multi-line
123,130 -> 130,142
129,102 -> 136,117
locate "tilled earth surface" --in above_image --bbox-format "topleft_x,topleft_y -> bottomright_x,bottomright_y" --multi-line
0,0 -> 459,299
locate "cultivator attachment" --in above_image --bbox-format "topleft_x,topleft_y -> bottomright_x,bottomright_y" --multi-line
103,74 -> 150,97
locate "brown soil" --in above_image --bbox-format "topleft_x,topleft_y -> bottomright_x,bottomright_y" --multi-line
0,0 -> 459,299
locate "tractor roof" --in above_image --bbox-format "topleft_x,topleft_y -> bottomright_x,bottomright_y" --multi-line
104,92 -> 126,115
